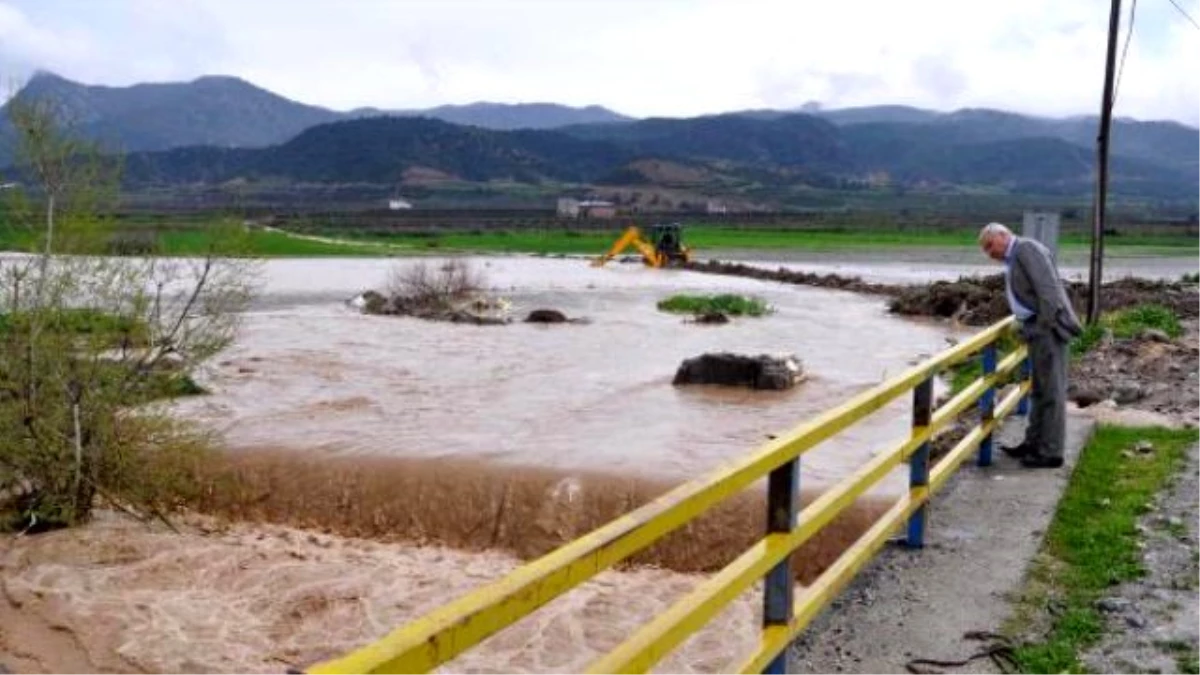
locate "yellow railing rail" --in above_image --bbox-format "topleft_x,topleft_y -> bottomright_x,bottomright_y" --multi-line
307,316 -> 1028,675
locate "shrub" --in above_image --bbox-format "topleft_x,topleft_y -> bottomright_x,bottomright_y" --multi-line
657,293 -> 771,317
387,259 -> 486,310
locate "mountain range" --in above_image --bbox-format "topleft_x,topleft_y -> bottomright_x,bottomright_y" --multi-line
1,72 -> 1196,203
0,72 -> 631,154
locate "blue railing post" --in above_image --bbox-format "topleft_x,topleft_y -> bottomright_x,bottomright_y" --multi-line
978,344 -> 997,467
1017,352 -> 1032,416
906,377 -> 933,548
762,457 -> 799,674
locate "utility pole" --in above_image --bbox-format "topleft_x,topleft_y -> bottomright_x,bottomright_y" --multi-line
1087,0 -> 1123,324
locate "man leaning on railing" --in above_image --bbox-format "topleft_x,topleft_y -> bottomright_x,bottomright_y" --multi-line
978,222 -> 1083,469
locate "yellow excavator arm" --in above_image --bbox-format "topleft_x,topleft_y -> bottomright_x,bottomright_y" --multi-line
591,226 -> 663,267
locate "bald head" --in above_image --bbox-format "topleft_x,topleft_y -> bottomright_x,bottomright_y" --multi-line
979,222 -> 1013,261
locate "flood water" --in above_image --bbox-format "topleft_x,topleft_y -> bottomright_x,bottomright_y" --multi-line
178,256 -> 971,491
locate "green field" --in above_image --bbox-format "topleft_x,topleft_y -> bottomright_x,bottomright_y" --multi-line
1,221 -> 1195,258
0,226 -> 401,257
160,229 -> 397,256
336,226 -> 1197,257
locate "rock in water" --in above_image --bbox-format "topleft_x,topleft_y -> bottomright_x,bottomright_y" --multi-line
673,353 -> 805,390
525,309 -> 569,323
349,290 -> 389,314
690,312 -> 730,325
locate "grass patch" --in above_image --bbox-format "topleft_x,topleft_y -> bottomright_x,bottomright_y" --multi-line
1070,323 -> 1107,358
656,293 -> 771,316
1008,425 -> 1199,673
1068,304 -> 1184,360
1106,304 -> 1182,339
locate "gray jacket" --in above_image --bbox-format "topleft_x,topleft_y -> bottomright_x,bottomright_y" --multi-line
1010,237 -> 1084,342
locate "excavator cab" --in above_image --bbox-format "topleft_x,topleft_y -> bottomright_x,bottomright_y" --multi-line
649,223 -> 686,262
592,223 -> 691,268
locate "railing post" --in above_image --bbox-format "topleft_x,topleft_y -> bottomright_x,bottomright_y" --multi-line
1017,352 -> 1032,416
906,377 -> 933,548
978,344 -> 997,467
762,457 -> 799,675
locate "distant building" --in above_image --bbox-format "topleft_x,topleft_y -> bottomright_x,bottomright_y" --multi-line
388,198 -> 413,210
557,197 -> 581,217
558,197 -> 616,219
579,200 -> 616,219
705,200 -> 728,214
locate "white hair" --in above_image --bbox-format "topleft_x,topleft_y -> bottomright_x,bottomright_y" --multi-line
978,222 -> 1012,244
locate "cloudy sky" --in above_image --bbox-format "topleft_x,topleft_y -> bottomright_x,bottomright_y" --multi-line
1,0 -> 1197,125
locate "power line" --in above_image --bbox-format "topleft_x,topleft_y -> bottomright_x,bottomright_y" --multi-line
1113,0 -> 1137,105
1166,0 -> 1200,30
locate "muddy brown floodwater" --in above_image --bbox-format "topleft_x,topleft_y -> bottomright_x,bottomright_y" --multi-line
177,256 -> 972,490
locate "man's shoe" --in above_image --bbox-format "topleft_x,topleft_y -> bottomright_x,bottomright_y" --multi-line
1020,454 -> 1064,469
1002,441 -> 1035,458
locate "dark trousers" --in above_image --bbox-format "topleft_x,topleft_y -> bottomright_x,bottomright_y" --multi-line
1023,329 -> 1068,459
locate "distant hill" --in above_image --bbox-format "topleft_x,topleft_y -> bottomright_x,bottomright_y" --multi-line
122,113 -> 850,187
120,111 -> 1198,201
561,113 -> 848,171
816,106 -> 1198,173
123,116 -> 632,185
0,75 -> 632,166
356,102 -> 633,130
0,72 -> 343,157
816,105 -> 943,126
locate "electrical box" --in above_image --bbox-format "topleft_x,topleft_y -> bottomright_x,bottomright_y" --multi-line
1022,211 -> 1061,262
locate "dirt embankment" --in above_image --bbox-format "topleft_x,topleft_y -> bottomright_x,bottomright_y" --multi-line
1069,319 -> 1200,422
682,260 -> 903,296
890,275 -> 1199,326
686,258 -> 1198,327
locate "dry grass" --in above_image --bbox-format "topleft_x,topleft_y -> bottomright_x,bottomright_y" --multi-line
190,450 -> 892,583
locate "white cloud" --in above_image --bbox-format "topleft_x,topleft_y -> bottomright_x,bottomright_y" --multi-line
1,0 -> 1196,124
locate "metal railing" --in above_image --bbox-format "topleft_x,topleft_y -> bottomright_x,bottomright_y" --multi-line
307,316 -> 1029,674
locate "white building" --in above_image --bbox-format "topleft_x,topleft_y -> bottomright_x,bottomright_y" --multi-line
557,198 -> 581,217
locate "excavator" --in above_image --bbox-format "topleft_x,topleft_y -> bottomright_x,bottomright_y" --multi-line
591,223 -> 691,268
